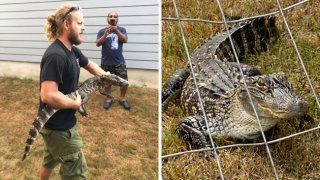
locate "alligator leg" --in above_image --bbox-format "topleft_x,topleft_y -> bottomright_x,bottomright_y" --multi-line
176,115 -> 215,150
298,114 -> 314,130
162,69 -> 190,111
78,95 -> 89,116
67,92 -> 88,116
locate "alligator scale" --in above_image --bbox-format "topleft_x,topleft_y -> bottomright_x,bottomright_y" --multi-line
22,74 -> 128,161
162,16 -> 308,149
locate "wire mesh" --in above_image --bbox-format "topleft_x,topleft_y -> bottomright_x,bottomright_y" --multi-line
170,0 -> 225,178
162,0 -> 309,24
161,0 -> 319,179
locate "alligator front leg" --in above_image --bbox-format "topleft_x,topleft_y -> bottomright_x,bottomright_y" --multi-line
78,95 -> 89,116
176,116 -> 216,150
162,69 -> 190,111
67,92 -> 88,116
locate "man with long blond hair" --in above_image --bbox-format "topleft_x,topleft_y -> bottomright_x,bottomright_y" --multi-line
39,3 -> 107,179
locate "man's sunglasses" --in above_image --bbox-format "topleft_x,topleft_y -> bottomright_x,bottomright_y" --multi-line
63,5 -> 80,20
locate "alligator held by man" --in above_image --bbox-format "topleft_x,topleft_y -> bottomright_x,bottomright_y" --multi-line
22,74 -> 128,161
162,15 -> 309,150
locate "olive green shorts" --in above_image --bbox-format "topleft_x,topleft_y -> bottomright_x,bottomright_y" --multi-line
40,126 -> 88,179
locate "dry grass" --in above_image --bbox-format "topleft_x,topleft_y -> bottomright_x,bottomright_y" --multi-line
162,0 -> 320,179
0,77 -> 158,179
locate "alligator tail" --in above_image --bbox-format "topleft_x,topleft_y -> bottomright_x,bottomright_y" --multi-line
22,106 -> 57,161
215,15 -> 278,62
192,15 -> 278,64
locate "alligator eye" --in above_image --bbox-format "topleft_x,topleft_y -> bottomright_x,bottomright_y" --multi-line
257,78 -> 266,87
276,72 -> 287,82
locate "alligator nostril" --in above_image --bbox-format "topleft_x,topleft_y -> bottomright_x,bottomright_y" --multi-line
296,100 -> 308,112
289,100 -> 308,114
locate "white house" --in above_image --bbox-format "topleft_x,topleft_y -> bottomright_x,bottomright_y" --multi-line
0,0 -> 159,88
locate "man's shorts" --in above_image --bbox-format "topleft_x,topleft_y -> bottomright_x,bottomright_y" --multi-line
40,126 -> 88,179
101,61 -> 128,81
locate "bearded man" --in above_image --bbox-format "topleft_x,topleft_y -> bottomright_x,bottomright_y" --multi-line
96,10 -> 130,110
39,3 -> 108,179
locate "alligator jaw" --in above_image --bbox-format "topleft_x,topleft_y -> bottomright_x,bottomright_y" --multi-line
252,99 -> 309,119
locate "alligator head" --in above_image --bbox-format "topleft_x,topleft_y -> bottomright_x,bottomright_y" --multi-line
238,72 -> 308,119
97,73 -> 129,99
99,73 -> 129,87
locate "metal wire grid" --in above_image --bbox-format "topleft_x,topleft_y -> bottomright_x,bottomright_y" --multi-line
170,0 -> 225,178
161,0 -> 319,179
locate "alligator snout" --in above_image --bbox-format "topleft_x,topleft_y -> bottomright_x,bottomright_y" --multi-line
289,100 -> 308,115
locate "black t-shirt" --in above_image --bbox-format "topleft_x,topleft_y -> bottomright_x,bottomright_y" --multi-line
39,39 -> 88,130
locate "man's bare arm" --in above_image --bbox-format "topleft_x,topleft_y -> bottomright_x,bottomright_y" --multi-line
40,81 -> 81,110
96,27 -> 111,47
84,60 -> 109,76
